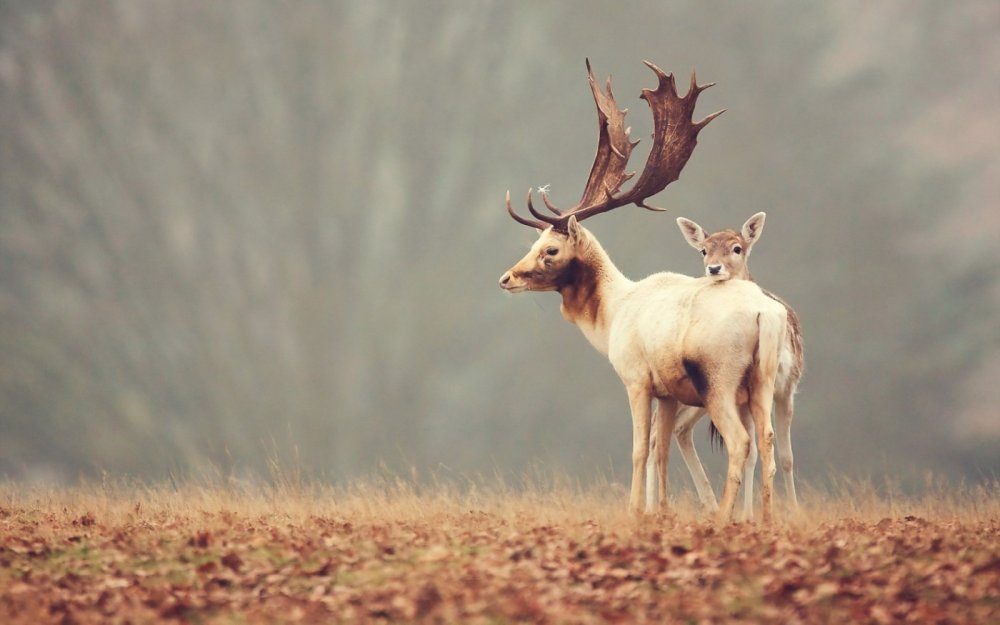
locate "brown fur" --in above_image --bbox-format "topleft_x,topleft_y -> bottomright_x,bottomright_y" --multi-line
761,288 -> 804,382
559,258 -> 604,328
703,230 -> 752,280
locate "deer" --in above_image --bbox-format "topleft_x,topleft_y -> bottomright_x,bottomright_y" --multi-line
498,60 -> 787,523
645,213 -> 805,517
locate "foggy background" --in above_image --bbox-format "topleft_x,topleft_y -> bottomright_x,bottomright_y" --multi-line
1,1 -> 997,490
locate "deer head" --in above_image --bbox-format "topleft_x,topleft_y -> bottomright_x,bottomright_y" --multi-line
499,210 -> 587,293
500,59 -> 724,291
676,212 -> 766,281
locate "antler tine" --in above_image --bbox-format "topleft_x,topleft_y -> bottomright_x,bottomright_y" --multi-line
506,190 -> 548,230
687,69 -> 726,129
644,60 -> 677,93
636,200 -> 668,212
695,108 -> 727,130
526,189 -> 560,225
687,70 -> 711,95
540,191 -> 565,216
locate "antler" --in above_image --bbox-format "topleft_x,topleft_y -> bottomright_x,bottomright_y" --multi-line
507,59 -> 724,232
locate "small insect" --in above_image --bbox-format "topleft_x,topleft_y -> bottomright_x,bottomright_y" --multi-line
536,184 -> 551,194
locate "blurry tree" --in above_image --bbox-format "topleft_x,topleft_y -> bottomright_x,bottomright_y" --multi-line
0,0 -> 995,487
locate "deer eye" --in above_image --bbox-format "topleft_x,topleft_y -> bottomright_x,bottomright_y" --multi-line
701,249 -> 707,256
733,246 -> 742,255
545,247 -> 559,256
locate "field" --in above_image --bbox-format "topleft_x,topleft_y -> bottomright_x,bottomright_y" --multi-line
1,478 -> 997,624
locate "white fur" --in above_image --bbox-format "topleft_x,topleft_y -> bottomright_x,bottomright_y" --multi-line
647,212 -> 803,518
502,224 -> 786,521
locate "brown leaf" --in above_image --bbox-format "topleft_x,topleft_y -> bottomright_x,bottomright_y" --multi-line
414,583 -> 442,617
72,513 -> 95,527
307,560 -> 334,576
670,544 -> 690,556
972,555 -> 1000,575
220,551 -> 243,572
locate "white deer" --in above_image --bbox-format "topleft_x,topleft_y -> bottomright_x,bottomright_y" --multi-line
498,60 -> 786,522
645,213 -> 805,516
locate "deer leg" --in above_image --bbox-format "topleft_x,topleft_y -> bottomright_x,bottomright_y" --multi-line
673,405 -> 719,511
750,384 -> 777,524
645,405 -> 660,513
627,386 -> 654,515
706,397 -> 750,523
654,397 -> 678,513
738,406 -> 758,520
775,390 -> 798,509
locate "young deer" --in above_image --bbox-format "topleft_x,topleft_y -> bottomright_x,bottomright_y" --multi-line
499,60 -> 787,522
646,214 -> 804,515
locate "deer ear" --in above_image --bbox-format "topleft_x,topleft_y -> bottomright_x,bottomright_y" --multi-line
676,217 -> 707,250
741,212 -> 766,252
566,216 -> 583,243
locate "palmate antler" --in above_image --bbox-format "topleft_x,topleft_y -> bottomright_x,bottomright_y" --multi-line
507,59 -> 724,232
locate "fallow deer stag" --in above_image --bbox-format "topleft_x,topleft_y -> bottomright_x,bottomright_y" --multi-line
498,60 -> 787,522
646,214 -> 805,516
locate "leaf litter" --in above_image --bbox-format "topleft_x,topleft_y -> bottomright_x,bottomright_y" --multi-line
0,483 -> 996,624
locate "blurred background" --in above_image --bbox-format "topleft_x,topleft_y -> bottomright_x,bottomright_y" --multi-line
1,1 -> 997,490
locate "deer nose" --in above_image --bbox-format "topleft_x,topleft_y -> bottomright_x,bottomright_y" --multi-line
499,272 -> 512,287
707,265 -> 722,275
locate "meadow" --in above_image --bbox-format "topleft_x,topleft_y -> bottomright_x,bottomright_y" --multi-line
1,476 -> 997,624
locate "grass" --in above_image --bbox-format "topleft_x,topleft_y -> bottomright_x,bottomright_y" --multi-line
0,474 -> 997,624
2,470 -> 995,526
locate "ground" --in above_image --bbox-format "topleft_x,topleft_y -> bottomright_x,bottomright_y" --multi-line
0,479 -> 997,624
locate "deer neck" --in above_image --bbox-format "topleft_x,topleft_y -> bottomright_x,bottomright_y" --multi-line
557,236 -> 630,355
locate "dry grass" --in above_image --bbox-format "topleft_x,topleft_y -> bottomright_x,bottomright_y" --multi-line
3,471 -> 996,527
1,474 -> 998,624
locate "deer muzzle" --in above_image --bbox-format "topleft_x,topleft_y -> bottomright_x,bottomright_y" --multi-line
499,270 -> 528,293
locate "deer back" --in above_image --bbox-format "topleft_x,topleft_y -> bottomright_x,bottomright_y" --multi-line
607,276 -> 786,406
